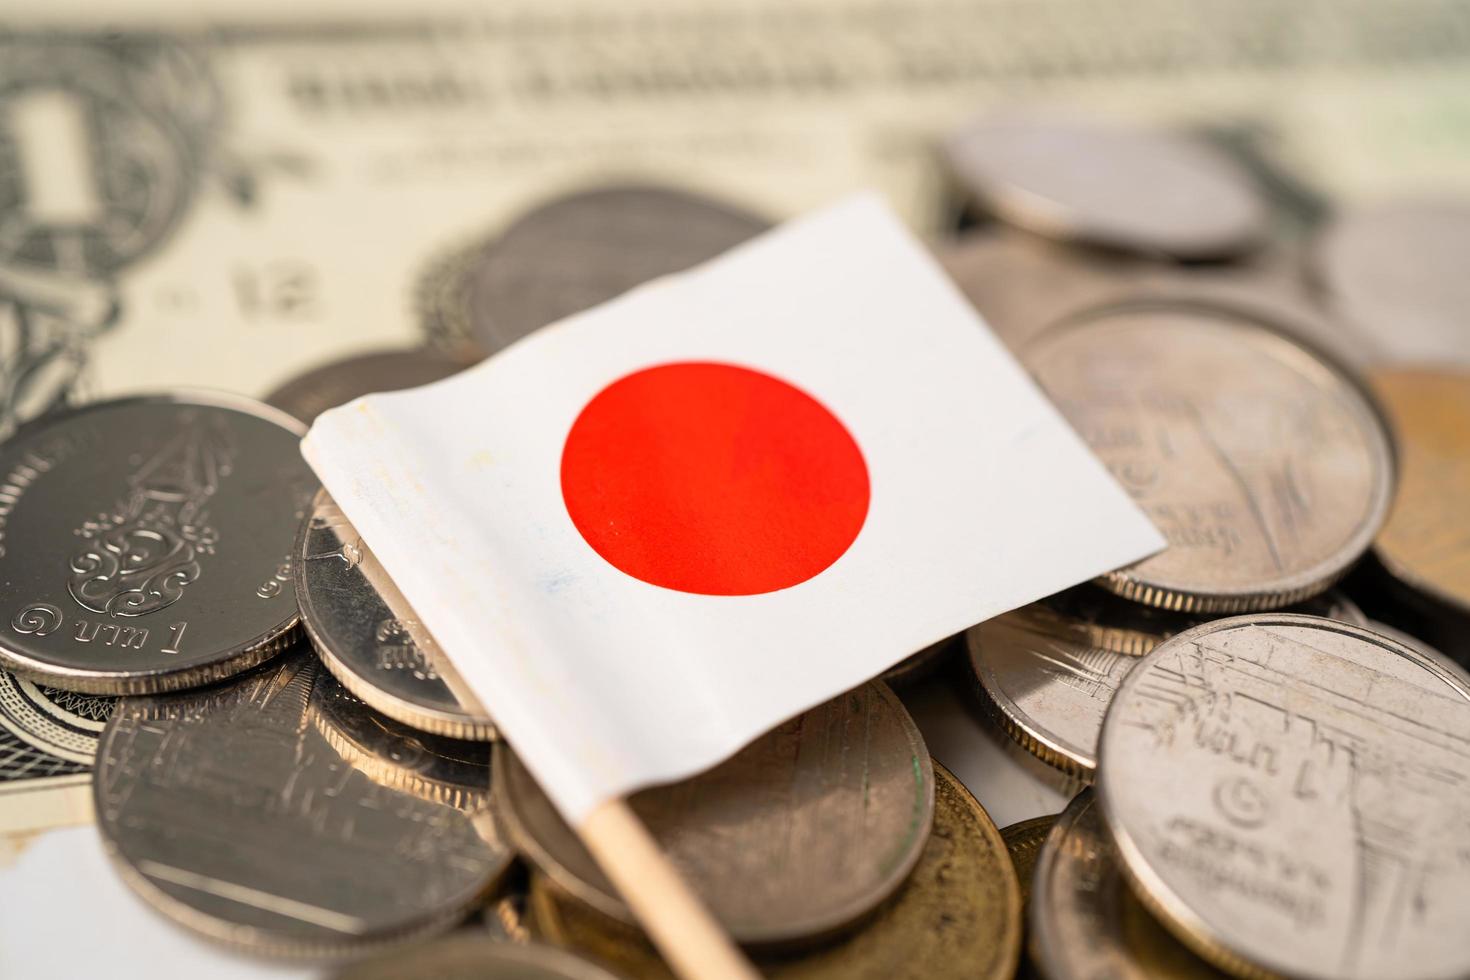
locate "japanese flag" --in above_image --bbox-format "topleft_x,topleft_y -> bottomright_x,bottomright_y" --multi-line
302,195 -> 1162,822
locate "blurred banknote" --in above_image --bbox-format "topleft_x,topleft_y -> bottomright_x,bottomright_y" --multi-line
2,1 -> 1470,437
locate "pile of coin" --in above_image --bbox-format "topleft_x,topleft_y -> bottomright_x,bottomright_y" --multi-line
1,105 -> 1469,980
940,111 -> 1470,980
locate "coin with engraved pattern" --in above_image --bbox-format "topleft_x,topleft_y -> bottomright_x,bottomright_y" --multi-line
263,347 -> 474,425
1029,791 -> 1229,980
308,671 -> 493,810
465,184 -> 771,354
296,490 -> 495,741
1097,615 -> 1470,980
945,114 -> 1268,260
1371,368 -> 1470,619
999,813 -> 1057,908
529,762 -> 1021,980
93,650 -> 513,958
498,682 -> 933,948
335,935 -> 623,980
1312,199 -> 1470,365
0,393 -> 315,694
967,590 -> 1366,776
1025,300 -> 1395,613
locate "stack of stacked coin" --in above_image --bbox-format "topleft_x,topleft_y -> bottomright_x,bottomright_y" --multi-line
1,107 -> 1468,980
941,111 -> 1470,980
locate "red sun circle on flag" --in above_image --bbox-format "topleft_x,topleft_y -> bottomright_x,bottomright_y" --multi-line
560,361 -> 871,596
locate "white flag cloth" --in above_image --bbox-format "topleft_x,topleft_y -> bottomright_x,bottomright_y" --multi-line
302,194 -> 1162,822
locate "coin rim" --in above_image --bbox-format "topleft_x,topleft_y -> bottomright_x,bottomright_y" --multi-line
965,614 -> 1105,778
1028,790 -> 1104,980
530,761 -> 1024,980
1025,296 -> 1397,613
945,116 -> 1269,261
294,488 -> 498,741
1308,198 -> 1470,366
306,688 -> 495,811
1096,613 -> 1470,980
263,346 -> 476,424
0,391 -> 309,694
495,681 -> 937,949
465,182 -> 772,356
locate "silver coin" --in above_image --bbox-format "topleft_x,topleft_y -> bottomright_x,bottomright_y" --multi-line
1363,620 -> 1470,685
1312,198 -> 1470,365
467,184 -> 770,353
966,590 -> 1365,777
945,113 -> 1269,260
1125,262 -> 1381,372
263,347 -> 474,425
936,232 -> 1378,371
1024,299 -> 1396,612
0,393 -> 315,694
1098,614 -> 1470,980
496,682 -> 933,948
296,489 -> 495,741
309,671 -> 493,811
1029,790 -> 1229,980
94,650 -> 512,958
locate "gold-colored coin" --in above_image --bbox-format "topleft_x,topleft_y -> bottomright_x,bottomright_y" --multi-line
1372,367 -> 1470,617
1029,791 -> 1229,980
1000,814 -> 1058,907
529,762 -> 1022,980
334,934 -> 623,980
498,682 -> 933,948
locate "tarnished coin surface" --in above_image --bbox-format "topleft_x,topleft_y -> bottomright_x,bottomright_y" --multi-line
1025,301 -> 1395,612
0,393 -> 315,694
1030,791 -> 1228,980
1000,813 -> 1057,907
1313,199 -> 1470,365
296,490 -> 495,741
530,762 -> 1022,980
335,935 -> 622,980
1098,615 -> 1470,980
466,184 -> 770,353
264,347 -> 473,424
945,114 -> 1268,259
1372,368 -> 1470,617
968,591 -> 1366,776
498,682 -> 933,947
94,650 -> 512,957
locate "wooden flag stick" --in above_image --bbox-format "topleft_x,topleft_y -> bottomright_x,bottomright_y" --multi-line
580,798 -> 761,980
